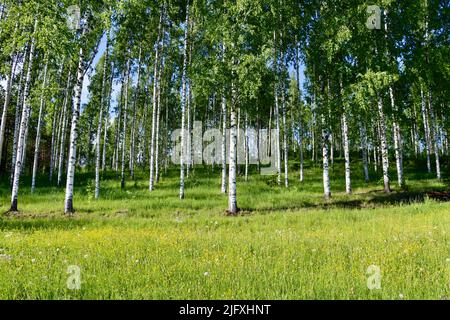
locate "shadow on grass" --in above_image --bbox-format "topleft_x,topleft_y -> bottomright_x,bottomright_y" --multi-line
0,214 -> 93,231
241,188 -> 450,214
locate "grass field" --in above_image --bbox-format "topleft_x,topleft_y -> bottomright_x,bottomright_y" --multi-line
0,160 -> 449,299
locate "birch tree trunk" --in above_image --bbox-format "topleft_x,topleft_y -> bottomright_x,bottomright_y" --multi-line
273,33 -> 281,186
102,61 -> 114,171
244,112 -> 249,182
130,48 -> 141,179
295,45 -> 304,182
31,57 -> 49,193
149,7 -> 163,191
155,70 -> 163,183
113,90 -> 122,172
178,2 -> 189,199
49,99 -> 58,181
95,38 -> 109,199
155,27 -> 167,183
428,90 -> 441,179
10,53 -> 26,187
228,80 -> 238,214
359,121 -> 369,183
221,84 -> 227,193
390,86 -> 404,188
10,20 -> 37,211
342,110 -> 351,194
420,87 -> 432,173
57,71 -> 72,187
377,97 -> 391,193
322,116 -> 331,200
280,51 -> 288,188
120,60 -> 130,190
0,54 -> 17,168
64,43 -> 85,214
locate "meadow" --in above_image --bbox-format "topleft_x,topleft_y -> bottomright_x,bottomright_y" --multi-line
0,160 -> 449,300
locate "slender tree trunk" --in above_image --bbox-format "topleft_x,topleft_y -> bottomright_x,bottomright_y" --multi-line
102,61 -> 114,171
228,80 -> 238,214
244,112 -> 249,182
390,87 -> 404,188
0,54 -> 17,169
330,133 -> 334,167
221,78 -> 227,193
155,27 -> 167,183
280,53 -> 288,188
130,47 -> 141,179
428,90 -> 441,179
155,74 -> 164,183
412,101 -> 420,156
273,32 -> 281,186
95,37 -> 109,199
342,110 -> 351,194
178,2 -> 189,199
113,89 -> 122,172
149,7 -> 164,191
377,97 -> 391,193
31,57 -> 49,193
295,46 -> 304,182
57,71 -> 72,187
49,100 -> 58,181
10,53 -> 26,187
322,116 -> 331,200
359,121 -> 369,183
10,20 -> 37,212
420,88 -> 431,173
121,60 -> 130,190
64,40 -> 86,214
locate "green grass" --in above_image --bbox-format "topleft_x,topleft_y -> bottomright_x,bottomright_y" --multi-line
0,159 -> 449,299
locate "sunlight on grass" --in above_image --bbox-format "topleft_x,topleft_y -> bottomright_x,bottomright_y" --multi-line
0,161 -> 449,299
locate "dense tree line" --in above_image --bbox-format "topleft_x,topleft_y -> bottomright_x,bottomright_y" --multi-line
0,0 -> 448,214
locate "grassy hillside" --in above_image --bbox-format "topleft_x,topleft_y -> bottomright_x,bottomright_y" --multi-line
0,161 -> 449,299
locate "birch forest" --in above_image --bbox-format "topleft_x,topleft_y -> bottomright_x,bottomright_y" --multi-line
0,0 -> 448,300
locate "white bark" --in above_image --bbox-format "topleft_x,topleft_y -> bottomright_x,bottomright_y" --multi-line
102,61 -> 114,171
390,86 -> 404,188
57,71 -> 72,187
149,8 -> 164,191
155,27 -> 167,183
420,88 -> 432,173
342,111 -> 351,194
359,121 -> 369,183
0,54 -> 17,168
221,86 -> 227,193
228,80 -> 238,214
130,47 -> 141,179
322,116 -> 331,200
49,100 -> 58,181
31,58 -> 49,193
10,20 -> 37,211
280,53 -> 288,188
273,33 -> 281,186
10,55 -> 26,187
121,60 -> 130,190
295,46 -> 304,182
155,68 -> 163,183
64,42 -> 85,214
244,112 -> 249,182
428,91 -> 441,179
95,38 -> 109,199
178,2 -> 189,199
377,97 -> 391,193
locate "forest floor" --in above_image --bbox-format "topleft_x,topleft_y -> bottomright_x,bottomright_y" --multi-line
0,159 -> 449,299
